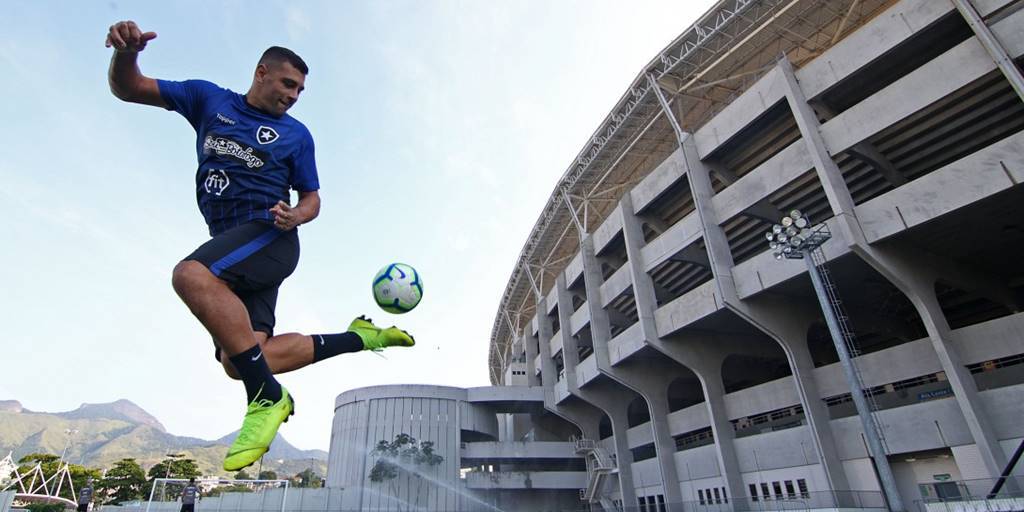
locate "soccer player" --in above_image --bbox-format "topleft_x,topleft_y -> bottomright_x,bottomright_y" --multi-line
77,478 -> 94,512
180,478 -> 199,512
104,21 -> 414,471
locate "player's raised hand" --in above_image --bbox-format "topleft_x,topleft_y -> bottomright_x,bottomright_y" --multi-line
105,21 -> 157,52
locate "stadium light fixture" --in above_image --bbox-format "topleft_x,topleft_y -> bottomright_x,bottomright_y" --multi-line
764,210 -> 905,512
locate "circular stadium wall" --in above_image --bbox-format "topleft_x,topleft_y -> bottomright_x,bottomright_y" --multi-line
327,385 -> 497,512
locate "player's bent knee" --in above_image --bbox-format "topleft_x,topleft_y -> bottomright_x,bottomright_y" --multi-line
171,260 -> 212,296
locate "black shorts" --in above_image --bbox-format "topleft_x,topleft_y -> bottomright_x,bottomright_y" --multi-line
181,504 -> 195,512
184,221 -> 299,358
77,504 -> 89,512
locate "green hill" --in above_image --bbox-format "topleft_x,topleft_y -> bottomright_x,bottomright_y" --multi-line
0,400 -> 326,477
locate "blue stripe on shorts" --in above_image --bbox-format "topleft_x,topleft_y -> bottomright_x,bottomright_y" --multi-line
209,228 -> 282,277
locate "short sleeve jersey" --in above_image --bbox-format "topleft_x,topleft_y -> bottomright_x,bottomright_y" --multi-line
181,484 -> 199,505
78,485 -> 93,505
157,79 -> 319,236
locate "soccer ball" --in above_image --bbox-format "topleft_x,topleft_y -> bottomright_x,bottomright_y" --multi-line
372,263 -> 423,314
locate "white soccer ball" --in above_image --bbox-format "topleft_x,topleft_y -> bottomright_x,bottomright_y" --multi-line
372,263 -> 423,314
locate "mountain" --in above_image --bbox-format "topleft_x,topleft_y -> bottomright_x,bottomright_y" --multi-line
0,401 -> 23,413
0,400 -> 326,477
56,399 -> 166,432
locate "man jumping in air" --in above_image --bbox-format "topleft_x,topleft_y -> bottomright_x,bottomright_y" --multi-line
104,21 -> 414,471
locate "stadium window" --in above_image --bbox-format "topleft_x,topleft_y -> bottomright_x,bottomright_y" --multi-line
785,480 -> 796,498
713,488 -> 721,504
750,484 -> 759,501
761,483 -> 771,500
722,486 -> 729,503
797,478 -> 809,498
657,494 -> 666,512
638,496 -> 647,511
698,489 -> 705,505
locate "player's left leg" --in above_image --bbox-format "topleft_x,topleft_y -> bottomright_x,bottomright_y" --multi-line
218,318 -> 415,378
177,222 -> 298,471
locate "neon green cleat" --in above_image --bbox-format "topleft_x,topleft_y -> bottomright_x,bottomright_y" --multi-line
348,315 -> 415,351
223,387 -> 294,471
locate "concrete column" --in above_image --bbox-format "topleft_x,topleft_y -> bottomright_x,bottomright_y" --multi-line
535,295 -> 603,440
577,235 -> 687,509
860,244 -> 1017,484
643,73 -> 857,492
778,56 -> 1013,483
674,134 -> 854,493
553,266 -> 644,507
634,327 -> 749,506
548,272 -> 634,503
740,297 -> 854,493
524,329 -> 540,387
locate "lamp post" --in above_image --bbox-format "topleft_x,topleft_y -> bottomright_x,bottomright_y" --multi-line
766,210 -> 905,512
59,429 -> 79,466
160,453 -> 185,502
164,453 -> 185,478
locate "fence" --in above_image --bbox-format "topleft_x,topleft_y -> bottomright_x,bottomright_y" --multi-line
916,477 -> 1024,512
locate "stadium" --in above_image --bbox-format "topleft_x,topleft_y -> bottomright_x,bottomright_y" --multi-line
326,0 -> 1024,510
483,0 -> 1024,510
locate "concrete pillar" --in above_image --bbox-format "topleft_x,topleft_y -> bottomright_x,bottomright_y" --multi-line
575,235 -> 687,510
644,75 -> 856,493
778,55 -> 1014,483
524,329 -> 540,388
535,294 -> 603,440
673,134 -> 854,494
550,268 -> 640,507
739,297 -> 854,493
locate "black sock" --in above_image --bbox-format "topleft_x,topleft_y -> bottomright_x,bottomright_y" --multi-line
312,332 -> 364,362
229,345 -> 282,404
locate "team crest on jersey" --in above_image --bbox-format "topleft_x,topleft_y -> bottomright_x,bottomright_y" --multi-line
204,169 -> 230,196
257,125 -> 280,145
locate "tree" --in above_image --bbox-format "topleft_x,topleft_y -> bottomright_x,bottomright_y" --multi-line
233,470 -> 252,481
98,458 -> 146,504
257,470 -> 278,481
147,457 -> 200,481
368,433 -> 444,511
17,453 -> 60,465
145,456 -> 200,500
293,468 -> 321,488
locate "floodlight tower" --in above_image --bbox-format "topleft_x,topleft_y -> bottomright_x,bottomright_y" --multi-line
58,429 -> 78,465
766,210 -> 905,512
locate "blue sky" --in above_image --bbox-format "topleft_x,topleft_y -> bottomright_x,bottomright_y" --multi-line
0,0 -> 713,451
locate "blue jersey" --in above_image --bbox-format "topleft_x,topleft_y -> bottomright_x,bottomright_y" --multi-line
157,79 -> 319,235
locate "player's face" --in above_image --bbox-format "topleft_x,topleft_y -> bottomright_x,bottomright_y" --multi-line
256,61 -> 306,116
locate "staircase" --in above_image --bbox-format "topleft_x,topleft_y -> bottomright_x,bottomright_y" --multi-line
573,437 -> 619,511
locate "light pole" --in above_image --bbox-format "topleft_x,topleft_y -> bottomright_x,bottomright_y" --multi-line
766,210 -> 905,512
159,453 -> 186,503
164,453 -> 185,478
59,429 -> 79,466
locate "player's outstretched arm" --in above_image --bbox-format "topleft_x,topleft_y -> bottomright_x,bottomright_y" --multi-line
105,20 -> 166,108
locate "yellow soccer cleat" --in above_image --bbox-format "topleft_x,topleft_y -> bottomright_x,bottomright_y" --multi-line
348,315 -> 415,351
223,387 -> 294,471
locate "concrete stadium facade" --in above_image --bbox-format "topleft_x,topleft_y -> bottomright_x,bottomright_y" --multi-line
327,0 -> 1024,510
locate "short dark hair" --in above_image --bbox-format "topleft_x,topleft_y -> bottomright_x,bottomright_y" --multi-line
260,46 -> 308,75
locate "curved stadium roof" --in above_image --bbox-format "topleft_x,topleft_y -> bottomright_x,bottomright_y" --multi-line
488,0 -> 895,384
